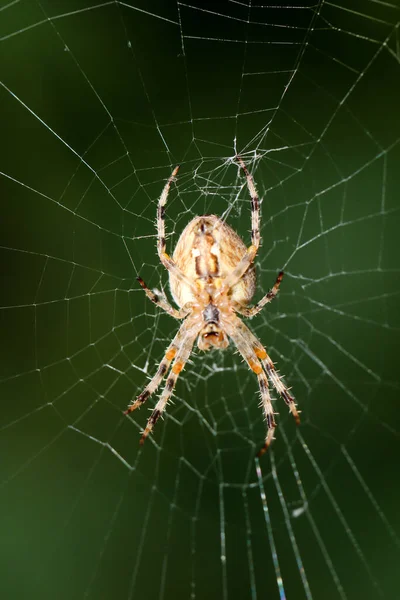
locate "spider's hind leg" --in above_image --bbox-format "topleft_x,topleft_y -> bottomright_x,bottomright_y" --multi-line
236,156 -> 260,249
216,157 -> 261,297
157,165 -> 180,258
155,165 -> 198,293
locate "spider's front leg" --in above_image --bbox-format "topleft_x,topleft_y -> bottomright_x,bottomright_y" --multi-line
139,321 -> 199,445
234,317 -> 300,426
223,318 -> 277,454
225,314 -> 300,455
261,352 -> 300,426
124,319 -> 189,415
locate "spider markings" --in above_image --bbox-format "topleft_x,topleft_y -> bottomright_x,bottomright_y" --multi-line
203,303 -> 220,324
125,157 -> 300,455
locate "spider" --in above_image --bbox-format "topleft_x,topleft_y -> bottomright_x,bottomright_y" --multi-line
125,157 -> 299,456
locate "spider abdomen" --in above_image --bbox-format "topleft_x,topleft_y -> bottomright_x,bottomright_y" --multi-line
170,215 -> 256,307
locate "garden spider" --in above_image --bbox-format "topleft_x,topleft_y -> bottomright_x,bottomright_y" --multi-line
125,157 -> 299,456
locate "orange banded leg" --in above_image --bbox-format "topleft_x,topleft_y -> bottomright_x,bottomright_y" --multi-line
262,354 -> 300,425
223,320 -> 277,455
124,323 -> 186,415
234,319 -> 300,427
139,331 -> 197,444
124,352 -> 174,415
257,370 -> 277,457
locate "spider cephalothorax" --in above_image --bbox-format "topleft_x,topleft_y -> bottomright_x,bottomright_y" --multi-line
125,158 -> 300,455
198,308 -> 229,351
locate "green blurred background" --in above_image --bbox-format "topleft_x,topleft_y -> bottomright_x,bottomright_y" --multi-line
1,1 -> 399,599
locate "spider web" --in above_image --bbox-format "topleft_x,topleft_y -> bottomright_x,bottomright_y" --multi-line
1,1 -> 400,598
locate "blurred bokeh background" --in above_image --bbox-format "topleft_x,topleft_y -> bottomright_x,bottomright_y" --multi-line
1,1 -> 399,599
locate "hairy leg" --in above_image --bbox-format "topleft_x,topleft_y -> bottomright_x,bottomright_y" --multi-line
139,322 -> 200,444
124,319 -> 190,414
234,271 -> 284,318
136,276 -> 192,319
235,317 -> 300,425
216,157 -> 261,297
156,165 -> 197,292
222,317 -> 276,454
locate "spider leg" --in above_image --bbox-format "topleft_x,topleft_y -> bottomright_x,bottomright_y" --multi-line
216,156 -> 260,297
156,165 -> 198,293
124,318 -> 190,414
262,353 -> 300,425
234,318 -> 300,425
234,271 -> 284,318
222,318 -> 276,454
139,322 -> 200,444
237,156 -> 260,249
157,165 -> 180,258
136,276 -> 192,319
